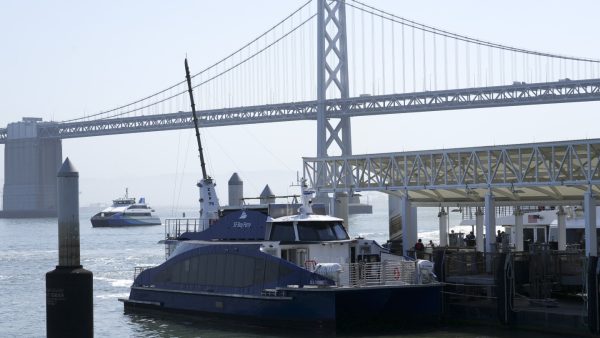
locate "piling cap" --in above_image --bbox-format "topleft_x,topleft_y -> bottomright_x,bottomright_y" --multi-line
228,172 -> 243,185
260,184 -> 274,197
57,157 -> 79,177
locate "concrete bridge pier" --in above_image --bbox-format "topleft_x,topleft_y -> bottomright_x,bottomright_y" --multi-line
332,192 -> 349,226
1,118 -> 61,218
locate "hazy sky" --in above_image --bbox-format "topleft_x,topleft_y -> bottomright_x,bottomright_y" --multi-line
1,1 -> 599,213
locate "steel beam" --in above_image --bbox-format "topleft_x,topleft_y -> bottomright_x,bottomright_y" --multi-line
1,78 -> 600,144
303,137 -> 600,203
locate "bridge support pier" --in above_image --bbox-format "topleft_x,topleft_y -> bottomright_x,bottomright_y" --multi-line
332,192 -> 349,227
1,119 -> 61,218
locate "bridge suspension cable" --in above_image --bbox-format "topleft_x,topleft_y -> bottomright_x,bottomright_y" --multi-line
62,0 -> 315,123
61,0 -> 600,124
346,0 -> 600,63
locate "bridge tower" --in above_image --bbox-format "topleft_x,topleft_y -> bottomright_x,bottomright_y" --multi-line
1,118 -> 62,217
316,0 -> 351,223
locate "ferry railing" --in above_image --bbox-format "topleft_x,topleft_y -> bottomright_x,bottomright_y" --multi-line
133,266 -> 154,281
444,249 -> 489,277
164,218 -> 203,240
342,261 -> 420,287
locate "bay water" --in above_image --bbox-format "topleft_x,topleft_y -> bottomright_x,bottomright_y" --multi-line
0,201 -> 563,337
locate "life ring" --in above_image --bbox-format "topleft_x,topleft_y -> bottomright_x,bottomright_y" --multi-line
304,260 -> 317,270
393,267 -> 401,280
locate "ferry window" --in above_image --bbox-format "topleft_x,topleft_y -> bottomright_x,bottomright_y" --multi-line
172,262 -> 184,283
297,222 -> 336,241
263,258 -> 279,284
223,254 -> 237,287
270,222 -> 295,241
254,258 -> 266,286
333,223 -> 349,239
205,255 -> 217,285
189,257 -> 200,284
197,254 -> 208,284
230,255 -> 255,288
214,254 -> 226,286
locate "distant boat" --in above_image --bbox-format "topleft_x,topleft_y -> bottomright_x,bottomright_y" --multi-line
91,189 -> 161,227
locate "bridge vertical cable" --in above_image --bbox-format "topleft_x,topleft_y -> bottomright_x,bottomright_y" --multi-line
344,0 -> 600,97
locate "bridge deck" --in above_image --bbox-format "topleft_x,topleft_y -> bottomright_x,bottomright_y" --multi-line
1,79 -> 600,144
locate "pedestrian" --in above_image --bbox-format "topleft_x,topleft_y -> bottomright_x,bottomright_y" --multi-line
414,239 -> 425,251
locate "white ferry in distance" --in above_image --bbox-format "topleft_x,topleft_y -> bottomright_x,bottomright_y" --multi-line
91,189 -> 161,227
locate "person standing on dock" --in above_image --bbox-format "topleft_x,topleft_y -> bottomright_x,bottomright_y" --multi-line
415,239 -> 425,251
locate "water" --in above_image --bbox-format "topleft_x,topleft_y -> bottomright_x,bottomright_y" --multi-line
0,203 -> 561,337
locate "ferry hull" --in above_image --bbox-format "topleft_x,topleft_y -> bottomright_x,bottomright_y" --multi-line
122,284 -> 442,329
91,216 -> 161,227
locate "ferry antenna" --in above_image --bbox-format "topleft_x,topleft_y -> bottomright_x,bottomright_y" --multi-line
185,58 -> 208,180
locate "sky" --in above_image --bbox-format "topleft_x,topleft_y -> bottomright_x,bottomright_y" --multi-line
1,0 -> 600,213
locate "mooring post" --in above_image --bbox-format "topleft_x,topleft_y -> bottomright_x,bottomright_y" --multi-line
495,252 -> 514,325
46,158 -> 93,338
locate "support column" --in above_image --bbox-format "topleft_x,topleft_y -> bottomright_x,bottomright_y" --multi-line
438,207 -> 448,247
584,189 -> 600,333
585,189 -> 597,257
388,194 -> 402,241
476,207 -> 484,252
401,196 -> 416,256
514,207 -> 524,251
411,206 -> 418,245
485,191 -> 496,254
557,206 -> 566,251
316,0 -> 351,157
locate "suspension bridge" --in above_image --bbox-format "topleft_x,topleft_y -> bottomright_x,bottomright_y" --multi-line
2,0 -> 600,222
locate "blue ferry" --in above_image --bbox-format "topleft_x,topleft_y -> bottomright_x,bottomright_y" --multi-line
120,183 -> 442,330
120,62 -> 441,329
